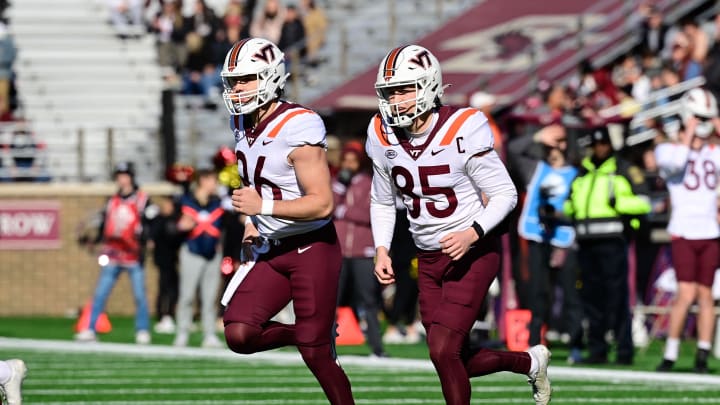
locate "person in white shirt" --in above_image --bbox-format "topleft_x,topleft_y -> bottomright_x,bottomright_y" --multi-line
655,87 -> 720,373
366,44 -> 551,405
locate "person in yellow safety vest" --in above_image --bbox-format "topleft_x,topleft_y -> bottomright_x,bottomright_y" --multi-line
564,125 -> 651,366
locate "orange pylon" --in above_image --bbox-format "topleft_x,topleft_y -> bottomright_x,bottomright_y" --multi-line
335,306 -> 365,346
74,301 -> 112,333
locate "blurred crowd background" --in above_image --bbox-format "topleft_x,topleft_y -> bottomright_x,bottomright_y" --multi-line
2,0 -> 720,363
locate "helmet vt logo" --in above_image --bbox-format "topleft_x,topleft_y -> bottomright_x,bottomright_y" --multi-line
254,44 -> 276,63
409,50 -> 432,69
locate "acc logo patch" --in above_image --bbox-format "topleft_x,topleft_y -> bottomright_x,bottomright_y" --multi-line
233,128 -> 243,142
385,150 -> 398,159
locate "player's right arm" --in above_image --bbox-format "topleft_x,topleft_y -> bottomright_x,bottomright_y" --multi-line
655,142 -> 690,179
367,129 -> 397,285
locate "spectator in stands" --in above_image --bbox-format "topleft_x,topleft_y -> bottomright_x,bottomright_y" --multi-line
703,19 -> 720,101
701,12 -> 720,49
278,4 -> 305,78
223,0 -> 244,32
300,0 -> 327,66
152,0 -> 188,73
185,0 -> 219,40
669,32 -> 702,81
681,18 -> 710,64
75,162 -> 153,345
0,359 -> 26,405
636,4 -> 668,56
181,31 -> 219,108
574,60 -> 620,112
333,140 -> 387,358
210,23 -> 238,70
174,168 -> 226,348
278,4 -> 305,55
0,21 -> 16,120
611,55 -> 646,103
106,0 -> 146,39
147,194 -> 183,334
249,0 -> 285,44
0,124 -> 49,182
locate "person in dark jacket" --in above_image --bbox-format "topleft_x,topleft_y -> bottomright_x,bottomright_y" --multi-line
147,194 -> 183,334
333,141 -> 386,357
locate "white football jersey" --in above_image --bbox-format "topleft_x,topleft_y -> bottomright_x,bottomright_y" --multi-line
366,106 -> 511,250
656,142 -> 720,239
232,101 -> 330,239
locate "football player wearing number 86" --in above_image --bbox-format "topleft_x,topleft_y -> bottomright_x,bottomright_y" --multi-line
655,88 -> 720,374
365,44 -> 551,405
220,37 -> 354,404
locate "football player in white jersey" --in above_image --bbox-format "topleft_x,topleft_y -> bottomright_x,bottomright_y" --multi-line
366,45 -> 551,405
220,38 -> 354,404
655,88 -> 720,373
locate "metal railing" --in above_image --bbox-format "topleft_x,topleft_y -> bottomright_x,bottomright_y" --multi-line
18,123 -> 163,183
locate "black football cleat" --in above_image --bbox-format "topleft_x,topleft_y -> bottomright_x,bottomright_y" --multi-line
656,359 -> 675,372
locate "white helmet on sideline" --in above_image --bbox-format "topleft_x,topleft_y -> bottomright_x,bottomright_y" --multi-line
681,87 -> 718,138
374,45 -> 443,128
221,38 -> 288,115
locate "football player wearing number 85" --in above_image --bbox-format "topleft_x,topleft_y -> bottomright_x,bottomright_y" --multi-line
220,37 -> 354,404
655,88 -> 720,374
366,44 -> 551,405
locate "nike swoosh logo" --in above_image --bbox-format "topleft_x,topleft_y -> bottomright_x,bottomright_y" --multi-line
297,246 -> 312,254
262,139 -> 273,145
431,149 -> 445,156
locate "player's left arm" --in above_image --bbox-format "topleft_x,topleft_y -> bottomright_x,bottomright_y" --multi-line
440,114 -> 517,260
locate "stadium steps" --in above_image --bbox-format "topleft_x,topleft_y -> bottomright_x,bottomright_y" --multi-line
299,0 -> 476,104
8,0 -> 163,183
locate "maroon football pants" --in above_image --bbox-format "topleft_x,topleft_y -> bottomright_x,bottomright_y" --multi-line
417,236 -> 531,404
223,223 -> 354,405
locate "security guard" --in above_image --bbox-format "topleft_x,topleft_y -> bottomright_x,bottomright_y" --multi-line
564,126 -> 651,365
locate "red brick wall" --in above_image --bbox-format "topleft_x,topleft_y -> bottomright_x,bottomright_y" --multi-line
0,183 -> 178,317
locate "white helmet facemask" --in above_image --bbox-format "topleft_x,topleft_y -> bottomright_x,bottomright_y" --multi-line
221,38 -> 289,115
375,45 -> 443,128
681,87 -> 719,139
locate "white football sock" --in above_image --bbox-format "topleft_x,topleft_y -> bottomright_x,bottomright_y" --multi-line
0,360 -> 11,384
664,338 -> 680,361
528,351 -> 539,376
697,341 -> 712,351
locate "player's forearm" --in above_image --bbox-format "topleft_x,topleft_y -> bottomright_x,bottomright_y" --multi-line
266,194 -> 334,220
475,188 -> 517,233
370,199 -> 396,250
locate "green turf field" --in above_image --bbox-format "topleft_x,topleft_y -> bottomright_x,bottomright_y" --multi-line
1,317 -> 719,404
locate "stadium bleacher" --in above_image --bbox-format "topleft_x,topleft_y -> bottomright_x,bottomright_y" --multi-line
9,0 -> 163,183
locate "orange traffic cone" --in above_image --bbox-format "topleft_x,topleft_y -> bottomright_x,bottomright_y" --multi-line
74,301 -> 112,333
504,309 -> 545,352
335,306 -> 365,346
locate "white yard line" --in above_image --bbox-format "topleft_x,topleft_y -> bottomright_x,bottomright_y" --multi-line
38,399 -> 720,405
2,337 -> 720,387
23,384 -> 720,393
